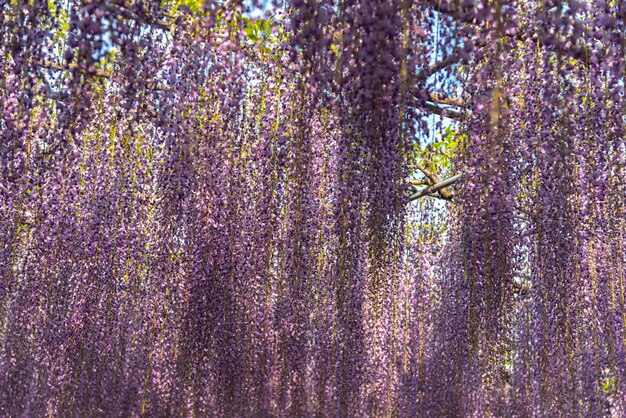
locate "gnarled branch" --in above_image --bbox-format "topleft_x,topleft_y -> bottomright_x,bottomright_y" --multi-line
409,173 -> 463,201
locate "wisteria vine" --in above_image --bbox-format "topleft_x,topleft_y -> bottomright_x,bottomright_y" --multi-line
1,0 -> 625,416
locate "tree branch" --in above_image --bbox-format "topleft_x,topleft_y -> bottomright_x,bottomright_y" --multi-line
427,92 -> 466,107
420,102 -> 465,120
39,59 -> 114,78
106,1 -> 174,32
37,59 -> 175,92
408,163 -> 462,201
416,50 -> 466,83
409,173 -> 463,201
408,178 -> 430,186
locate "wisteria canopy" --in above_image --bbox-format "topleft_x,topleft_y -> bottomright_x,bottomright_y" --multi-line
1,0 -> 625,416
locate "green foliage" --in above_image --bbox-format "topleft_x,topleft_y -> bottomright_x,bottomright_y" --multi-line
242,16 -> 287,63
411,126 -> 467,174
161,0 -> 203,14
47,0 -> 70,55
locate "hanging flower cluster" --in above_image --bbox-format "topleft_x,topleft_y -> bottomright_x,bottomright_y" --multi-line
0,0 -> 624,416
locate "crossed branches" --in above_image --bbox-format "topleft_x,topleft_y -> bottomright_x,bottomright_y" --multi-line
407,163 -> 463,202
